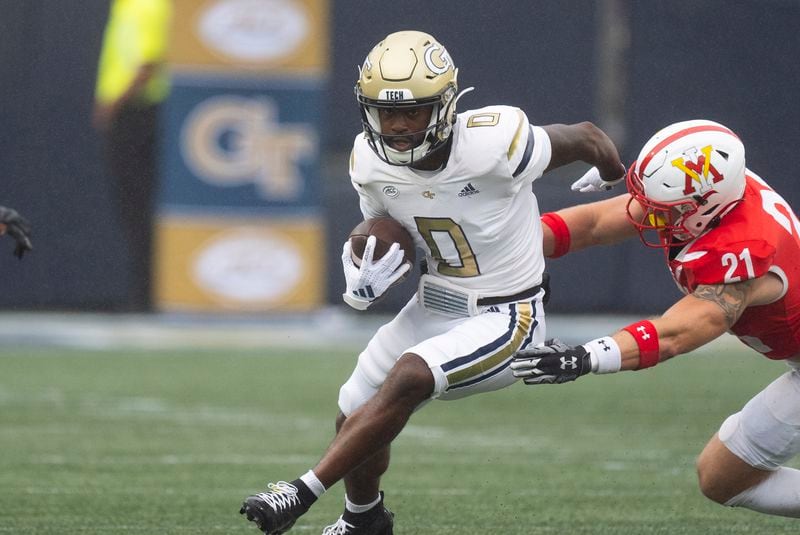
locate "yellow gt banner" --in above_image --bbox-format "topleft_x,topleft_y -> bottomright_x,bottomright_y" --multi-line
155,214 -> 325,312
169,0 -> 329,74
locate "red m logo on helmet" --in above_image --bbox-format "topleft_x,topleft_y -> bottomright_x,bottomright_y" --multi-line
671,145 -> 724,195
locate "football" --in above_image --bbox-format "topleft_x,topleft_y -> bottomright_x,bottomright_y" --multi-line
349,217 -> 416,268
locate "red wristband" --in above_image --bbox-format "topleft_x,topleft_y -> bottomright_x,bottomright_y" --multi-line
541,212 -> 570,258
622,320 -> 660,369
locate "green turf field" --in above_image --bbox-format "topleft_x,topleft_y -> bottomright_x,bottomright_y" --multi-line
0,341 -> 797,534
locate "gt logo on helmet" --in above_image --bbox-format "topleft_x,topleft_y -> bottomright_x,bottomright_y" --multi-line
424,44 -> 452,75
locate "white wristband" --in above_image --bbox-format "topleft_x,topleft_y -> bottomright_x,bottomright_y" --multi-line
583,336 -> 622,374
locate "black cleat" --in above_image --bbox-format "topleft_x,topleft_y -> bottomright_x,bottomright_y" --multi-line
321,492 -> 394,535
240,481 -> 309,534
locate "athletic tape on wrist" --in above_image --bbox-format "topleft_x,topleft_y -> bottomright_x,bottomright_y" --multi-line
622,320 -> 659,369
584,336 -> 622,374
541,212 -> 570,258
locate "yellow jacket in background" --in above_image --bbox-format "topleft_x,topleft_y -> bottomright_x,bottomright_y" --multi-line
95,0 -> 172,106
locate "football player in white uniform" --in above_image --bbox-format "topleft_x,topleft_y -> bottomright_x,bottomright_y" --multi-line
240,30 -> 625,535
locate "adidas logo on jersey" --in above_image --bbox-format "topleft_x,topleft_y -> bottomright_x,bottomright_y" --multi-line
458,183 -> 480,197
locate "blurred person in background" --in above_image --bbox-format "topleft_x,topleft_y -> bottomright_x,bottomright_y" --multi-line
0,206 -> 32,259
512,119 -> 800,518
239,30 -> 625,535
93,0 -> 172,312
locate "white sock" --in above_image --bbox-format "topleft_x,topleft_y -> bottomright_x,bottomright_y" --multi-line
724,467 -> 800,518
345,493 -> 381,513
300,470 -> 326,498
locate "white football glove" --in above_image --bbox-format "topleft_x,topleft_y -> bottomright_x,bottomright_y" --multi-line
341,235 -> 411,310
570,166 -> 625,193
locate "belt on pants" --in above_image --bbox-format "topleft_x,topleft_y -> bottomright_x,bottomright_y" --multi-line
477,272 -> 550,306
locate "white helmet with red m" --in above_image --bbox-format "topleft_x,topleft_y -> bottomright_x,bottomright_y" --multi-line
625,119 -> 746,248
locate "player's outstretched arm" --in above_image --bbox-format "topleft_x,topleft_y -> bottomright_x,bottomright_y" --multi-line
541,194 -> 637,257
512,273 -> 784,384
542,122 -> 625,183
510,293 -> 727,385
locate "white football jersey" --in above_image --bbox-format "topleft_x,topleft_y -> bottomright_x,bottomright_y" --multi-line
349,105 -> 552,296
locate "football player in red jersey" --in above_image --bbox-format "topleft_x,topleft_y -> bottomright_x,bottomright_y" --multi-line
511,119 -> 800,518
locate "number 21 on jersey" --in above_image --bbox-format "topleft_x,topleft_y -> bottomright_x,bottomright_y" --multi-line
722,248 -> 754,282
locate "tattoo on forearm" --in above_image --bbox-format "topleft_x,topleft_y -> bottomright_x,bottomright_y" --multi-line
693,284 -> 749,327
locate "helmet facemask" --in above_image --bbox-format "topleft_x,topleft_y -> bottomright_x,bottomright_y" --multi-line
626,165 -> 706,248
357,85 -> 457,166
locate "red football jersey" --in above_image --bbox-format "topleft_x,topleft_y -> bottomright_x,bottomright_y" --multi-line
668,173 -> 800,359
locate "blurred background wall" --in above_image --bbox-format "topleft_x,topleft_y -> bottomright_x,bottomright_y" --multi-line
0,0 -> 798,315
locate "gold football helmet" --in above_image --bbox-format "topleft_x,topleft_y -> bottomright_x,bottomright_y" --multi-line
355,31 -> 468,165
